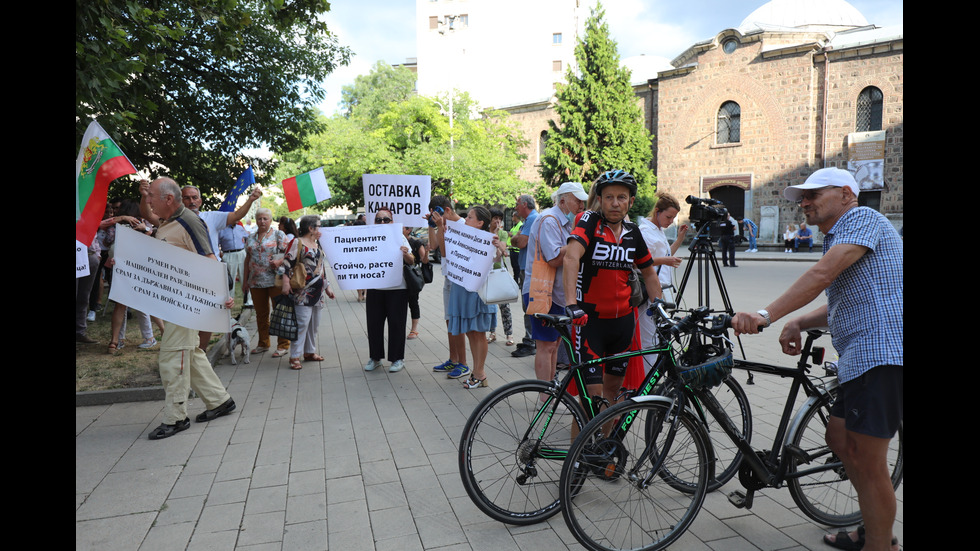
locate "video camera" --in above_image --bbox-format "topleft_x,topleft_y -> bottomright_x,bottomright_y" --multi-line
686,196 -> 729,230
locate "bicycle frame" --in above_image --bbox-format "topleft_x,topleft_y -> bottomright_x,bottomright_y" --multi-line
690,331 -> 837,493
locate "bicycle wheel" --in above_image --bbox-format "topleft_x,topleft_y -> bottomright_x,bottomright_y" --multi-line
560,398 -> 710,551
459,379 -> 588,525
786,391 -> 904,526
646,376 -> 750,493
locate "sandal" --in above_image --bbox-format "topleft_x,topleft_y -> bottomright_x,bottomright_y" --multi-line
108,341 -> 121,355
487,333 -> 497,343
304,353 -> 324,361
272,348 -> 289,358
505,336 -> 514,346
823,528 -> 864,551
251,346 -> 269,354
462,376 -> 488,389
407,330 -> 419,340
289,358 -> 303,370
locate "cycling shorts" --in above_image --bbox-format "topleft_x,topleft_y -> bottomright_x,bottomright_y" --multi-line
580,313 -> 635,386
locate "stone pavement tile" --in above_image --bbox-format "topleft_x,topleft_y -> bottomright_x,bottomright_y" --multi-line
287,468 -> 326,497
327,498 -> 371,533
244,484 -> 288,516
362,458 -> 400,485
238,510 -> 285,547
397,465 -> 441,492
328,528 -> 377,551
326,474 -> 366,504
282,519 -> 328,551
111,433 -> 199,473
214,456 -> 255,483
207,477 -> 250,506
286,491 -> 327,525
139,521 -> 195,551
187,529 -> 239,551
155,494 -> 206,526
75,513 -> 156,551
405,487 -> 452,517
414,513 -> 468,549
510,525 -> 570,551
449,494 -> 486,526
323,453 -> 361,479
251,461 -> 289,488
365,480 -> 408,511
726,513 -> 800,550
369,504 -> 417,540
76,466 -> 182,521
375,534 -> 424,551
456,520 -> 523,550
195,501 -> 245,533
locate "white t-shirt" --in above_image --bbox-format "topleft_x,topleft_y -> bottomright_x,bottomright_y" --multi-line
198,211 -> 231,258
638,217 -> 674,291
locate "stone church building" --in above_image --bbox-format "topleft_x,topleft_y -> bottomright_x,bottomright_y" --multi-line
503,0 -> 903,243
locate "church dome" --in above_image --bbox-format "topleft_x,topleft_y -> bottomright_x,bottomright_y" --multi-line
739,0 -> 869,31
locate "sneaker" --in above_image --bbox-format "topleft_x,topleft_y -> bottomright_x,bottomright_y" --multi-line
364,359 -> 382,372
87,310 -> 96,322
447,363 -> 471,379
138,338 -> 158,349
432,359 -> 456,372
389,359 -> 405,373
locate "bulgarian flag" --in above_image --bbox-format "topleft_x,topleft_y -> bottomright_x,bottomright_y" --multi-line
75,121 -> 137,246
282,167 -> 331,212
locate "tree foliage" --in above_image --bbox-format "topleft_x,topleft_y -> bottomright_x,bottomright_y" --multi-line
76,0 -> 351,209
540,1 -> 655,214
275,63 -> 529,211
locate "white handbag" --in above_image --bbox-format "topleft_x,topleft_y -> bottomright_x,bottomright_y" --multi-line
478,267 -> 520,305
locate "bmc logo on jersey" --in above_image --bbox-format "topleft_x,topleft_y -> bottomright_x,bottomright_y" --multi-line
592,242 -> 635,262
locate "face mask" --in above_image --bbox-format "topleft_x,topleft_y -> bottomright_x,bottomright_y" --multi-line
565,211 -> 575,224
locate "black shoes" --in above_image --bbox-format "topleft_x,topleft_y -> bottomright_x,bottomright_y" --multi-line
196,398 -> 237,422
148,417 -> 191,440
511,345 -> 535,358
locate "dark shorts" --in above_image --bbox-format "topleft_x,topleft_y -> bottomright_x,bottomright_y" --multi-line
523,293 -> 564,342
830,364 -> 903,439
580,313 -> 634,386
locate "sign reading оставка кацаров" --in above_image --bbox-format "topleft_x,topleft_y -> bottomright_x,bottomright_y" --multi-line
362,174 -> 431,228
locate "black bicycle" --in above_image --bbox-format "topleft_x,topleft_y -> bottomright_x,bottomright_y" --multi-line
458,301 -> 751,525
557,313 -> 904,551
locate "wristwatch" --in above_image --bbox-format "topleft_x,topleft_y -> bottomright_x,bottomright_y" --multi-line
756,309 -> 772,328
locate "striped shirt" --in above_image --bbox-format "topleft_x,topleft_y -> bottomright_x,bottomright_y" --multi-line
824,207 -> 903,383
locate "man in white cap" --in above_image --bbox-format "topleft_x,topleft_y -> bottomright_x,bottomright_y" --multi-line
522,182 -> 587,387
732,167 -> 902,551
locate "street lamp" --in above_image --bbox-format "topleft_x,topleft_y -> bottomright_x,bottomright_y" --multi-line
435,14 -> 462,198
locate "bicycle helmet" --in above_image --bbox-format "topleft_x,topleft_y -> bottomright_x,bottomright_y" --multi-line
593,169 -> 638,197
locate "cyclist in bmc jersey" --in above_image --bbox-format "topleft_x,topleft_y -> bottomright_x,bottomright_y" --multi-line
563,170 -> 664,411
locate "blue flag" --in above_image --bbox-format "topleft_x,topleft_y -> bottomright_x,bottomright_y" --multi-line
219,166 -> 255,212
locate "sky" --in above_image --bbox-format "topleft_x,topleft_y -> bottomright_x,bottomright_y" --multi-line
317,0 -> 903,116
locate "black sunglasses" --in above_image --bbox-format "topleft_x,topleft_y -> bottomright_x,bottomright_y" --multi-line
375,216 -> 392,224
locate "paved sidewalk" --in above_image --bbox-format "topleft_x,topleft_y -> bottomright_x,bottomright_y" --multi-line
76,257 -> 901,551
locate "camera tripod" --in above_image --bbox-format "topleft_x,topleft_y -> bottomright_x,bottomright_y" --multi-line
672,222 -> 750,368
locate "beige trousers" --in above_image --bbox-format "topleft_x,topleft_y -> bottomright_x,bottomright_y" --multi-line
159,322 -> 231,424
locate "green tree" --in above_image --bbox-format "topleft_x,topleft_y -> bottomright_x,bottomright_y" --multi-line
540,2 -> 655,204
275,63 -> 529,211
76,0 -> 351,208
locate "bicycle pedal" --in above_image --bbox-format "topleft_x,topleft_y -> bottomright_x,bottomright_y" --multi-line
727,490 -> 754,509
783,444 -> 811,463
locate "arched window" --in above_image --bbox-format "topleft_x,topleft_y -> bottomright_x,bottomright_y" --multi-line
856,86 -> 883,132
717,101 -> 741,144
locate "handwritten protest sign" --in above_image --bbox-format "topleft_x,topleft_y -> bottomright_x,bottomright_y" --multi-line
321,223 -> 405,291
362,174 -> 431,228
443,219 -> 495,292
76,240 -> 90,278
109,225 -> 231,332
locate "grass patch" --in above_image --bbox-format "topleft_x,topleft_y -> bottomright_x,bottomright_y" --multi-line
76,281 -> 244,393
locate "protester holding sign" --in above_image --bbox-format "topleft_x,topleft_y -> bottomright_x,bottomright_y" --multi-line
447,206 -> 498,389
281,215 -> 335,370
363,208 -> 416,373
143,178 -> 236,440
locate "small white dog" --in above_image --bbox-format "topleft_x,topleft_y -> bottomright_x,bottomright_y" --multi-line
227,320 -> 251,365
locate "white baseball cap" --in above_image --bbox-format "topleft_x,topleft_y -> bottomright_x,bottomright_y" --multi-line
783,167 -> 860,202
555,181 -> 589,201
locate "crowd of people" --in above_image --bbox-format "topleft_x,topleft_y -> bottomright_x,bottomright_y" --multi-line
77,168 -> 901,551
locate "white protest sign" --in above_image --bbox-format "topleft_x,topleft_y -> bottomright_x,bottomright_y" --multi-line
362,174 -> 431,228
109,225 -> 231,332
321,223 -> 405,291
76,240 -> 90,278
443,218 -> 496,292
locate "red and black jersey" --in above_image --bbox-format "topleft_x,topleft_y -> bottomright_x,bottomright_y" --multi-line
568,210 -> 654,319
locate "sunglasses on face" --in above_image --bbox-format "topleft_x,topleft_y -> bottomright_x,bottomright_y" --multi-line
375,217 -> 392,224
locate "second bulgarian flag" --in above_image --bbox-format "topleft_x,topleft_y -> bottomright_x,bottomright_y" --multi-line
282,167 -> 331,212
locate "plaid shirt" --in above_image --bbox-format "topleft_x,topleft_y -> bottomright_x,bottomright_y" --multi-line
824,207 -> 903,383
